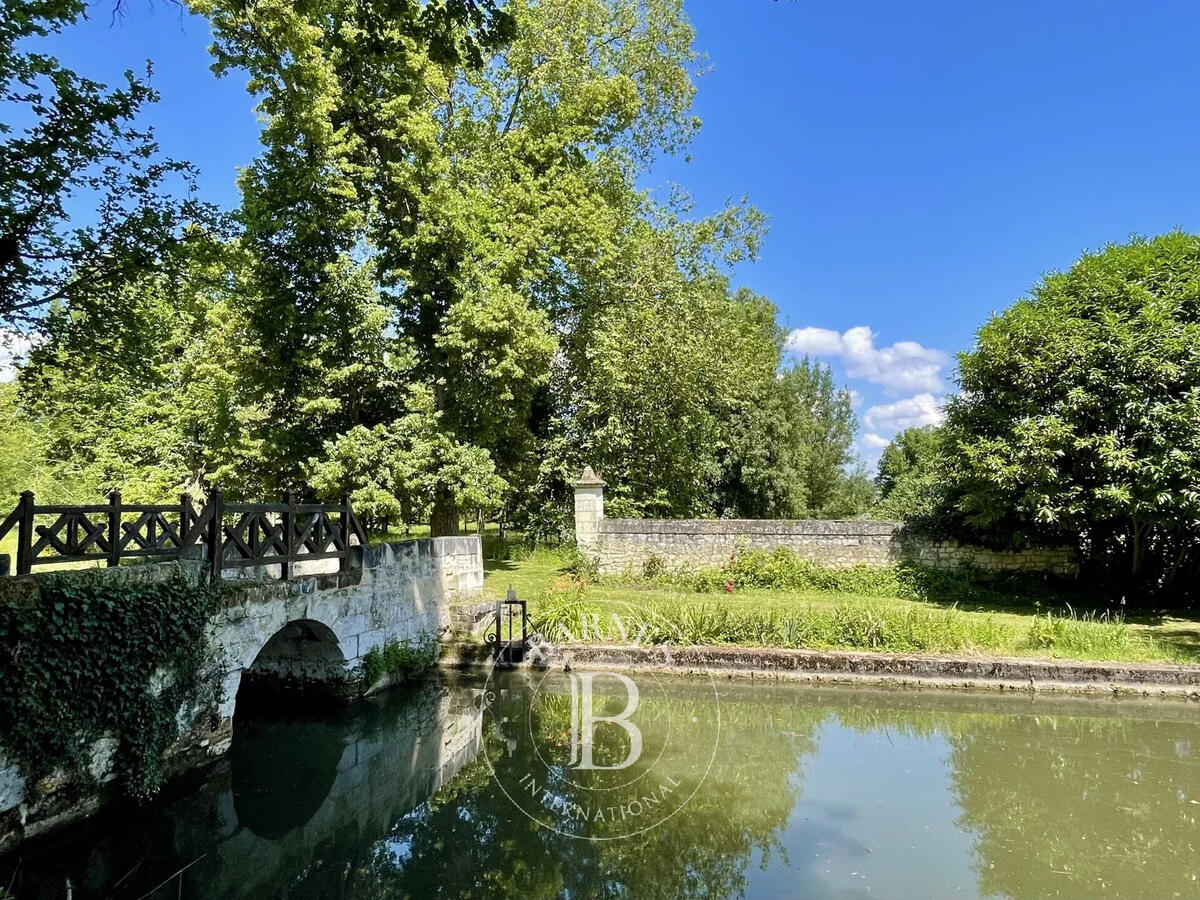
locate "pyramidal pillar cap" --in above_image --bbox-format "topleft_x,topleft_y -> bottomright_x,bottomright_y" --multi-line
573,465 -> 606,488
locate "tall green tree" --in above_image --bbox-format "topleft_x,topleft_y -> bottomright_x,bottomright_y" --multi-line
198,0 -> 717,532
715,356 -> 863,519
944,231 -> 1200,601
187,0 -> 516,498
17,234 -> 257,500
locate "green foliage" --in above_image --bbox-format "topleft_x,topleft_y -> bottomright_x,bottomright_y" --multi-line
943,231 -> 1200,603
719,548 -> 901,596
17,234 -> 254,501
713,355 -> 868,518
532,595 -> 1014,654
629,547 -> 904,597
641,553 -> 668,580
190,0 -> 710,532
361,633 -> 439,685
1,0 -> 215,323
309,384 -> 506,533
875,425 -> 947,521
896,563 -> 1083,610
625,547 -> 1083,611
0,382 -> 91,508
553,545 -> 599,582
1,0 -> 872,536
481,532 -> 536,562
0,571 -> 224,798
1023,610 -> 1146,659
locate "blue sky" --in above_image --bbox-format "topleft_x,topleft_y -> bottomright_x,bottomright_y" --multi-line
16,0 -> 1200,462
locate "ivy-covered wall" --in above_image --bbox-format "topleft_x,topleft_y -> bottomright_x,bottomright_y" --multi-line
0,557 -> 225,850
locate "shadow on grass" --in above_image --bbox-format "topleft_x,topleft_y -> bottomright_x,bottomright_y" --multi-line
1145,622 -> 1200,662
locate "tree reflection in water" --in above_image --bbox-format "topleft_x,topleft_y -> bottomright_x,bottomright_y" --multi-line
354,672 -> 817,899
3,675 -> 1199,900
949,711 -> 1200,900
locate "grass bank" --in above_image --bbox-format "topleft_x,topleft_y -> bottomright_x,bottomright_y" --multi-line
483,544 -> 1200,665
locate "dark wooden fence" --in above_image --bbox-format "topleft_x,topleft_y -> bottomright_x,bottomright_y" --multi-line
0,491 -> 368,581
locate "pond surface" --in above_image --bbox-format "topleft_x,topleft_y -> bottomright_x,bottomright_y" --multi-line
3,670 -> 1199,899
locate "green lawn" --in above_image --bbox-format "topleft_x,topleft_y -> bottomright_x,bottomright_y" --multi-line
483,545 -> 1200,665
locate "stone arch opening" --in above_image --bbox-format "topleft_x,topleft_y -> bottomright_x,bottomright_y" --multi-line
230,619 -> 351,838
235,619 -> 351,712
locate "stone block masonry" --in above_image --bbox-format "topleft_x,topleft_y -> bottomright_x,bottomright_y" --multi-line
0,534 -> 484,849
571,469 -> 1076,577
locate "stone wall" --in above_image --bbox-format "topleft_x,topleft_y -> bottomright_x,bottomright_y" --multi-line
594,518 -> 895,570
0,535 -> 484,849
590,518 -> 1076,576
569,468 -> 1076,577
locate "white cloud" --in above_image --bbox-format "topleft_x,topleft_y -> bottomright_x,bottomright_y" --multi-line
0,331 -> 35,382
863,393 -> 945,433
786,326 -> 846,356
862,432 -> 892,450
786,325 -> 949,394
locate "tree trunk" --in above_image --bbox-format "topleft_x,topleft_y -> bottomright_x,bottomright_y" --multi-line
430,491 -> 459,537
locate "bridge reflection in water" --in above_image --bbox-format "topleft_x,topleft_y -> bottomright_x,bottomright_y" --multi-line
3,677 -> 483,899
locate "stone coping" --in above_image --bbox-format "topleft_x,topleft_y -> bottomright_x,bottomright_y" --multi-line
443,642 -> 1200,699
597,518 -> 904,536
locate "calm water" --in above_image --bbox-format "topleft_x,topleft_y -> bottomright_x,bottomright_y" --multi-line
3,670 -> 1199,899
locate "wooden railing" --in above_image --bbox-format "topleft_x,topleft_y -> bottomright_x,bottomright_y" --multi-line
0,491 -> 368,581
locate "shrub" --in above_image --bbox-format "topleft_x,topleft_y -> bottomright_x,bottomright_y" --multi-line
646,547 -> 904,596
610,548 -> 1086,611
530,599 -> 605,644
641,553 -> 668,580
561,547 -> 599,582
361,632 -> 439,685
543,573 -> 588,606
1023,611 -> 1148,659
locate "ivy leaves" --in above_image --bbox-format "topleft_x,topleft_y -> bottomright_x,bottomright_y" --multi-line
0,571 -> 223,798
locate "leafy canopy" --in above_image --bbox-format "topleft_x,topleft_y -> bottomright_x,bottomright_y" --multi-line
944,231 -> 1200,600
0,0 -> 213,325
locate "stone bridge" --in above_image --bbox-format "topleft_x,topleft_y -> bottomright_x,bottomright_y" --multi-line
0,535 -> 484,848
212,535 -> 482,714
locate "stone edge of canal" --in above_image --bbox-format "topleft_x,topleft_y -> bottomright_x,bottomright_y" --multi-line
439,641 -> 1200,700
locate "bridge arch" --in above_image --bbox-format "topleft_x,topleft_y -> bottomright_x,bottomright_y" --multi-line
235,618 -> 353,710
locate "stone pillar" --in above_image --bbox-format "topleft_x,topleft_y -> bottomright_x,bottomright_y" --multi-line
572,466 -> 606,554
